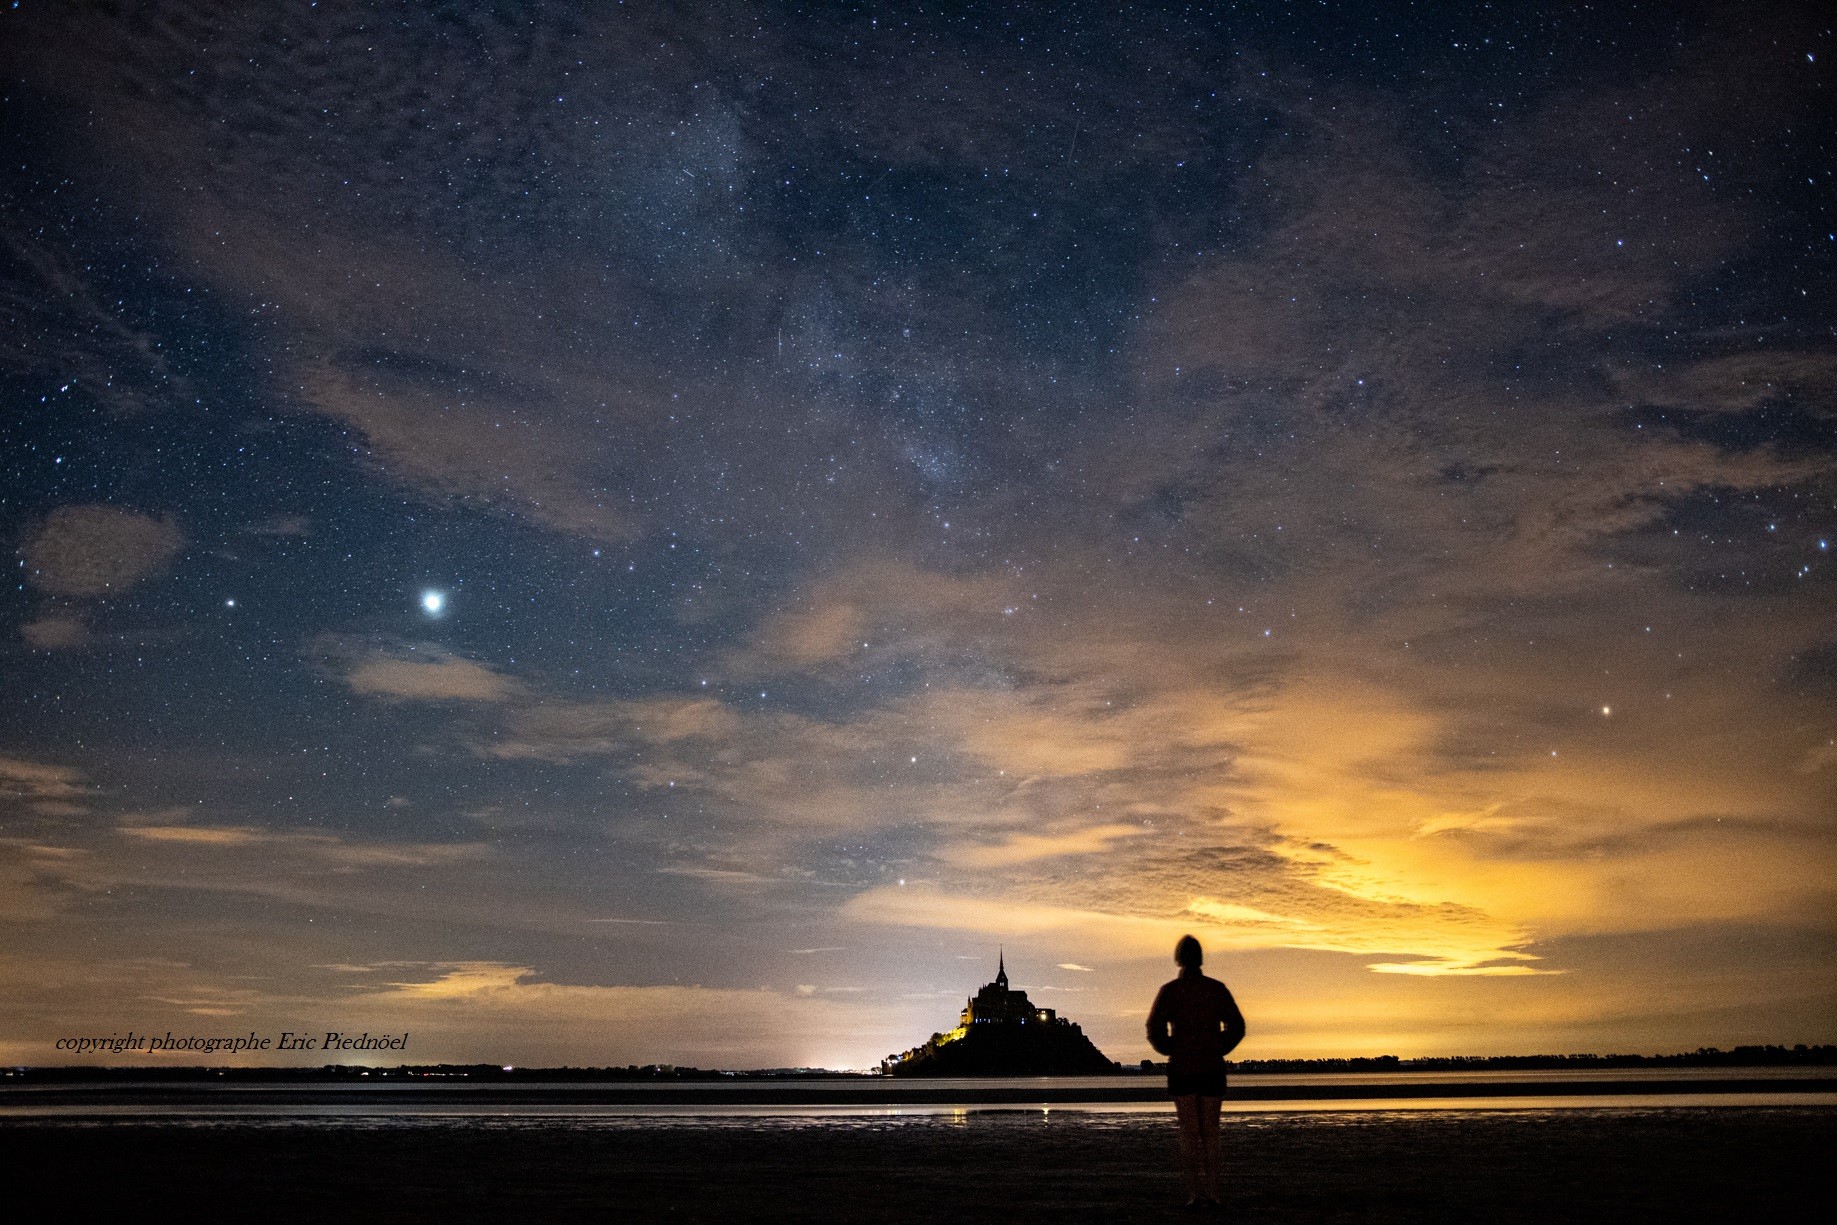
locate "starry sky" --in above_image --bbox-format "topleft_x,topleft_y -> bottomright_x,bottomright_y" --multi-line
3,2 -> 1833,1071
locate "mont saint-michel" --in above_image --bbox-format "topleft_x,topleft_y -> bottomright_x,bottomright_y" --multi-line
882,954 -> 1117,1077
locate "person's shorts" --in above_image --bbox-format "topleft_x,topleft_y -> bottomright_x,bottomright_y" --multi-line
1166,1066 -> 1228,1098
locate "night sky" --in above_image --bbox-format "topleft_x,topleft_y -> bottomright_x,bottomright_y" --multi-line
3,2 -> 1833,1070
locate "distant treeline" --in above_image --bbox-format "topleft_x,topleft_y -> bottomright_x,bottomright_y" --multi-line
1208,1045 -> 1837,1075
6,1044 -> 1832,1082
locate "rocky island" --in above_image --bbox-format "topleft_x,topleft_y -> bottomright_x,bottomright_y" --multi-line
882,954 -> 1117,1077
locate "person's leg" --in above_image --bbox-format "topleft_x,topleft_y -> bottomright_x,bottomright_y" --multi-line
1173,1094 -> 1202,1202
1197,1095 -> 1224,1202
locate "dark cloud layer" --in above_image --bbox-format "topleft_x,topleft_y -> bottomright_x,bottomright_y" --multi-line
0,2 -> 1832,1066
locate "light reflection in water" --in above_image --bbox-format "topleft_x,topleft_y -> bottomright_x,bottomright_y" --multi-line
4,1092 -> 1833,1126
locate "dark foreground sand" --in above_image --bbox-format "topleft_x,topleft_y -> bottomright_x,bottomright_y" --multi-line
9,1107 -> 1828,1223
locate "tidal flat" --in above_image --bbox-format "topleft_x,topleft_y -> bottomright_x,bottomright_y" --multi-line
9,1106 -> 1828,1223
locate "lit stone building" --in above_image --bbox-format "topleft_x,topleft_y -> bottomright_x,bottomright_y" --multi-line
958,951 -> 1054,1027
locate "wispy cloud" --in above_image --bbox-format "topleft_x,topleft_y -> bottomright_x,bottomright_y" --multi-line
0,756 -> 90,815
940,824 -> 1149,868
320,639 -> 521,704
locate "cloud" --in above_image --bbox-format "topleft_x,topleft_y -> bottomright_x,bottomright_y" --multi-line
0,793 -> 495,937
492,696 -> 921,831
425,544 -> 1829,982
729,562 -> 1013,679
242,514 -> 313,537
339,645 -> 519,703
1182,901 -> 1315,928
487,696 -> 740,762
298,360 -> 643,543
19,615 -> 88,650
1366,959 -> 1555,978
121,825 -> 266,846
744,600 -> 869,669
1104,72 -> 1835,616
18,505 -> 182,597
114,822 -> 487,869
0,757 -> 89,815
0,227 -> 184,417
2,4 -> 1831,1063
656,865 -> 776,887
1,4 -> 781,549
1057,963 -> 1095,972
847,884 -> 1552,978
1617,350 -> 1837,419
940,824 -> 1148,868
340,962 -> 902,1068
0,955 -> 911,1070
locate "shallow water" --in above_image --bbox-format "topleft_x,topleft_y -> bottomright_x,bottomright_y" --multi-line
4,1066 -> 1831,1123
7,1087 -> 1829,1123
6,1100 -> 1833,1133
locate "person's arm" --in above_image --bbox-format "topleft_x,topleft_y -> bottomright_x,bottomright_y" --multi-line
1218,987 -> 1247,1060
1145,985 -> 1174,1057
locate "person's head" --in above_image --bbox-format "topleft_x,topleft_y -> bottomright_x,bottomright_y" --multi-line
1174,934 -> 1203,970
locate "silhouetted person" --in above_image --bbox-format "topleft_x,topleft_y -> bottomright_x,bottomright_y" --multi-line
1147,934 -> 1246,1209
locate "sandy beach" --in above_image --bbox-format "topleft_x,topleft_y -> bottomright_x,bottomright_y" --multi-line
9,1106 -> 1827,1223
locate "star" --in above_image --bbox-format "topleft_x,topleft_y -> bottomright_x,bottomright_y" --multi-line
421,590 -> 446,616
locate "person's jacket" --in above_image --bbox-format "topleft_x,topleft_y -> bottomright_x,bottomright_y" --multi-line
1146,970 -> 1246,1071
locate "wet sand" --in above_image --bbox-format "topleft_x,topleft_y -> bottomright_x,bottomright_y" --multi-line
9,1107 -> 1828,1222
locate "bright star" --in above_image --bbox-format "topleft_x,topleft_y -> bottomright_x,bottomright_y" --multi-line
421,590 -> 446,615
